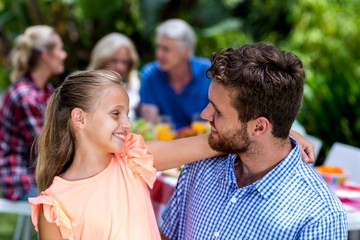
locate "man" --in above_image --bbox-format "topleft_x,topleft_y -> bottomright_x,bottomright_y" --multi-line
161,43 -> 347,239
139,19 -> 210,130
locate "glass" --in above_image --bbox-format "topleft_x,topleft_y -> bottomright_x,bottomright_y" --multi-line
155,115 -> 176,140
191,113 -> 210,134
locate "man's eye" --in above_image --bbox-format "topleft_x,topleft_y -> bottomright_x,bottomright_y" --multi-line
112,112 -> 120,116
215,110 -> 221,118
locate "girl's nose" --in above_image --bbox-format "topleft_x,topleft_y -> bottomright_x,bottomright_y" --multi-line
122,117 -> 133,131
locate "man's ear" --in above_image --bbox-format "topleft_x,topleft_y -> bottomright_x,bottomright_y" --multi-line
183,46 -> 191,58
71,108 -> 85,129
251,117 -> 270,135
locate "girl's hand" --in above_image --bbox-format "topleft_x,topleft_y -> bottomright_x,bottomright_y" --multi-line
290,130 -> 315,163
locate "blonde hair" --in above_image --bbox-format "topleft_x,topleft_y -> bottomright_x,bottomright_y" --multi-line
9,25 -> 56,82
36,70 -> 125,191
87,33 -> 139,83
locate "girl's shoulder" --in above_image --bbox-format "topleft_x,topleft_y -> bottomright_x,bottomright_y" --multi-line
114,133 -> 157,188
28,192 -> 74,239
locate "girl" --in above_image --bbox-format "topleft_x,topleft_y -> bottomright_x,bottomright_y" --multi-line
29,70 -> 314,239
0,25 -> 67,200
28,70 -> 218,239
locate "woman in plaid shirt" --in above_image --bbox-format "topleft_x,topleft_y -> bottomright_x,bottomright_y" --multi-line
0,25 -> 67,200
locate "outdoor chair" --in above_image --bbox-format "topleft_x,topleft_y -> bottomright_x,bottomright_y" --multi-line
0,197 -> 32,240
324,142 -> 360,184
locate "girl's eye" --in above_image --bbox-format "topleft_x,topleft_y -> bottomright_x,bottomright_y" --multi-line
112,111 -> 120,117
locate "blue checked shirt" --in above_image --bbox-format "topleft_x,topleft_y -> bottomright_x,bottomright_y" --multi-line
161,138 -> 348,239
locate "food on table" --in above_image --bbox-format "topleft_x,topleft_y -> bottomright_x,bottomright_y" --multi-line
176,127 -> 197,138
191,121 -> 210,134
131,118 -> 156,140
156,123 -> 176,140
316,165 -> 347,186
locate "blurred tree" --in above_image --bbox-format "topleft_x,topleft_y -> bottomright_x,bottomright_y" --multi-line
283,0 -> 360,164
0,0 -> 359,163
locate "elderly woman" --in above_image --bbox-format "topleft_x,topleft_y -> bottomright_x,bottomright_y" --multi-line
87,33 -> 140,121
0,25 -> 67,200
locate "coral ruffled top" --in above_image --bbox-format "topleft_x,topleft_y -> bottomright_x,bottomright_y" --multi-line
28,133 -> 160,240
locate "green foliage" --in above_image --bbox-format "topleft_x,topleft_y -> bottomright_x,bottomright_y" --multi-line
197,18 -> 252,58
283,0 -> 360,164
131,118 -> 156,141
77,0 -> 121,18
0,213 -> 37,239
0,0 -> 359,163
0,0 -> 144,87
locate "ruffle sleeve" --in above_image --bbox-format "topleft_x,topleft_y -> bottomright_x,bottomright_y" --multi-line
28,192 -> 73,240
117,133 -> 157,188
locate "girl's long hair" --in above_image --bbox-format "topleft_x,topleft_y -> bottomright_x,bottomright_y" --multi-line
36,70 -> 124,191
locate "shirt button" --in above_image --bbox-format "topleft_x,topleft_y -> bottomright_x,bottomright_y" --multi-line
230,197 -> 237,203
214,231 -> 220,237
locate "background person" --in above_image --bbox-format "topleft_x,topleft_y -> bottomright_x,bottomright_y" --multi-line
0,25 -> 67,200
88,32 -> 140,121
139,18 -> 210,130
161,43 -> 347,239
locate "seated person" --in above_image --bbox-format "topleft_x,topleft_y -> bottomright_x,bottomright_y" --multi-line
139,19 -> 210,130
161,43 -> 347,239
88,32 -> 140,121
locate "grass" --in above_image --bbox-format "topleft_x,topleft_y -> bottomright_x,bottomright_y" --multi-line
0,213 -> 37,240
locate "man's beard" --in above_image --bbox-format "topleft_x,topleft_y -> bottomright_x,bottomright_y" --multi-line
208,123 -> 251,154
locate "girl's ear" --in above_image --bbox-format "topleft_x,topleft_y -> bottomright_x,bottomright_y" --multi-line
71,108 -> 85,129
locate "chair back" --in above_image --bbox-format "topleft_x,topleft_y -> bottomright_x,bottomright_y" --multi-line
0,197 -> 32,240
324,142 -> 360,184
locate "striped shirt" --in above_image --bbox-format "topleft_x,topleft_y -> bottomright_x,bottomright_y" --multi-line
161,139 -> 348,239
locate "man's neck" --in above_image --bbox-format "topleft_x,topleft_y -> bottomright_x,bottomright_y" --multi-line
234,138 -> 293,188
168,60 -> 192,94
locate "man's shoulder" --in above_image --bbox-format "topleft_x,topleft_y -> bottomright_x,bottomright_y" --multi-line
191,56 -> 211,67
295,162 -> 345,211
140,61 -> 160,78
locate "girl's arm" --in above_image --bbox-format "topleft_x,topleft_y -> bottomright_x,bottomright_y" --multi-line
38,206 -> 64,240
290,129 -> 315,163
146,134 -> 219,171
147,130 -> 315,171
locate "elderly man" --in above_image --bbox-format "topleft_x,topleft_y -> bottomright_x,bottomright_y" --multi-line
139,19 -> 210,130
161,43 -> 347,239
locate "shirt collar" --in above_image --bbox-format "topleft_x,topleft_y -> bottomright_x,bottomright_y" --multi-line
253,137 -> 301,199
215,137 -> 302,199
214,154 -> 238,188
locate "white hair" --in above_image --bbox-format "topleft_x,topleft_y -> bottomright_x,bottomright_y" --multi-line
88,32 -> 139,75
156,19 -> 196,56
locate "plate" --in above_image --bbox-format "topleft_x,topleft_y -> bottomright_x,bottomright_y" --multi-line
334,189 -> 360,199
